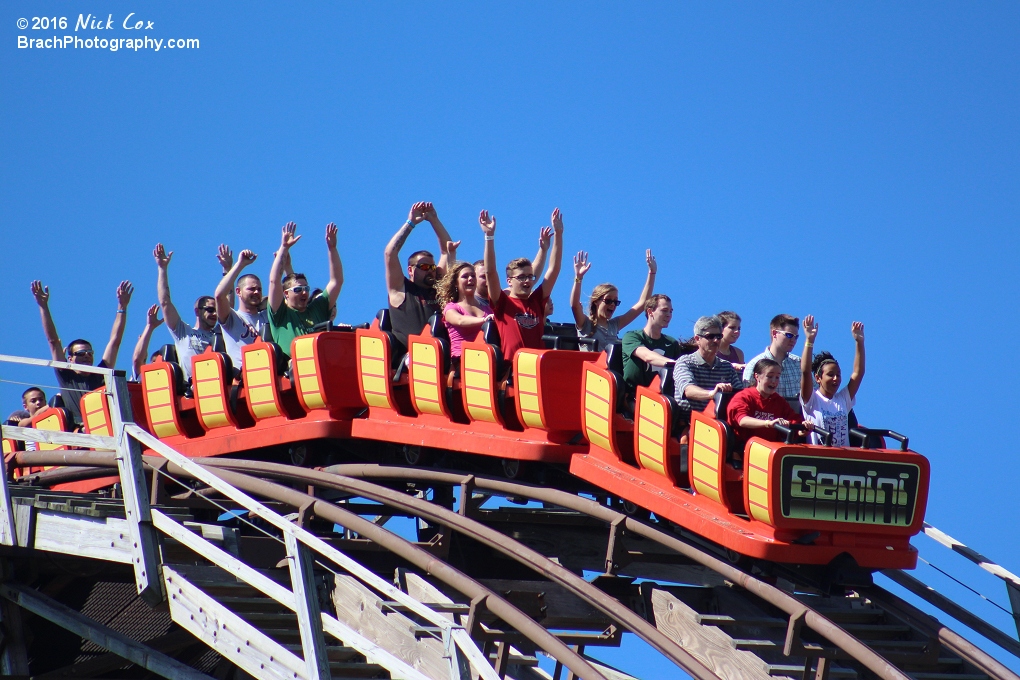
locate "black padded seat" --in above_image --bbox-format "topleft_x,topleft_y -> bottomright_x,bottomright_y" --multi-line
712,391 -> 741,466
427,313 -> 452,375
159,343 -> 178,364
48,393 -> 65,409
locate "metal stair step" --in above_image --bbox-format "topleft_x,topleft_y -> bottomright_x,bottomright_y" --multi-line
282,644 -> 363,662
697,614 -> 787,627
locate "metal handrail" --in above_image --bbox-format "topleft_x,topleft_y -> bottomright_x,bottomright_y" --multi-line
0,353 -> 117,375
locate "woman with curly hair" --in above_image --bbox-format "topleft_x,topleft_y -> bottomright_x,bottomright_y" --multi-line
438,261 -> 493,359
569,249 -> 656,352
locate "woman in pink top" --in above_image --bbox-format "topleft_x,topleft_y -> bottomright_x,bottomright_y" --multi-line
438,261 -> 493,359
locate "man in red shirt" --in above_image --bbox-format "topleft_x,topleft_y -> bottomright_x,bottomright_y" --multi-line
727,358 -> 812,449
479,208 -> 564,365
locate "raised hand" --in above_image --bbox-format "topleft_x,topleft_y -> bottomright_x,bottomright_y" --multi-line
116,281 -> 134,309
154,243 -> 173,268
446,240 -> 462,259
573,251 -> 592,278
217,244 -> 233,272
325,222 -> 338,249
551,207 -> 564,233
145,303 -> 163,329
538,227 -> 553,250
30,280 -> 50,306
422,202 -> 439,224
479,210 -> 496,236
851,321 -> 865,343
280,222 -> 301,250
803,314 -> 818,343
238,249 -> 257,266
646,249 -> 657,274
409,202 -> 428,225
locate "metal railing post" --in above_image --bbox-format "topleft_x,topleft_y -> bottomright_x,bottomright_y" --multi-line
106,373 -> 163,605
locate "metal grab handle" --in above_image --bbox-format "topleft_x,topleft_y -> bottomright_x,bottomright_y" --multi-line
773,423 -> 832,447
850,427 -> 909,451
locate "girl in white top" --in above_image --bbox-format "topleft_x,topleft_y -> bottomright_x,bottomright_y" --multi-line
569,250 -> 656,352
799,315 -> 866,447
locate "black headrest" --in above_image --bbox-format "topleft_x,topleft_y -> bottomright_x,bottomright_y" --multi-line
218,352 -> 234,381
428,313 -> 449,342
376,308 -> 392,332
213,327 -> 226,353
159,344 -> 178,364
48,393 -> 65,408
481,318 -> 501,347
266,343 -> 290,376
158,360 -> 188,396
604,344 -> 624,373
713,391 -> 735,420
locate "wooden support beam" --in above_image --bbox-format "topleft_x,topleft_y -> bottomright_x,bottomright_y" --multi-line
2,425 -> 116,451
0,560 -> 29,676
0,454 -> 16,547
648,586 -> 776,679
0,581 -> 211,680
151,509 -> 432,680
284,531 -> 331,680
108,375 -> 163,605
163,565 -> 306,680
16,505 -> 134,563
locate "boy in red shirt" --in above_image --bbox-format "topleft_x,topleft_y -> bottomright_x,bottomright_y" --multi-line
480,208 -> 564,365
727,358 -> 812,449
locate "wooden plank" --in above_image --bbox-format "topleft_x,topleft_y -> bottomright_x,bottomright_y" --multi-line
163,565 -> 306,680
650,587 -> 779,680
0,581 -> 212,680
0,572 -> 30,676
131,423 -> 499,679
285,531 -> 332,680
333,573 -> 453,680
108,374 -> 162,605
152,509 -> 432,680
2,425 -> 116,450
0,451 -> 16,546
30,511 -> 135,563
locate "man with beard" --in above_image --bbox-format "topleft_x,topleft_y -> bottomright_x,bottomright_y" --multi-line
30,278 -> 134,428
384,202 -> 456,360
267,221 -> 344,360
154,243 -> 217,382
215,248 -> 268,373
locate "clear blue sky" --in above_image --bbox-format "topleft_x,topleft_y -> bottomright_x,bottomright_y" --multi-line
3,2 -> 1018,676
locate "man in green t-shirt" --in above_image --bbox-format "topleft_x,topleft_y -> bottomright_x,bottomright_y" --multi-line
267,221 -> 344,359
621,294 -> 681,390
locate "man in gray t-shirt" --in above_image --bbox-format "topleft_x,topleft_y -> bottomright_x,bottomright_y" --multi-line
215,248 -> 268,371
154,243 -> 217,381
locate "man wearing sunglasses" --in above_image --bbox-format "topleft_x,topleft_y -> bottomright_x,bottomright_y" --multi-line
384,202 -> 456,360
741,313 -> 802,410
30,278 -> 134,428
154,243 -> 218,382
673,315 -> 745,419
268,221 -> 344,359
480,207 -> 564,366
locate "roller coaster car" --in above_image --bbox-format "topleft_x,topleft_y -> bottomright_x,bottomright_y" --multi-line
573,366 -> 931,570
137,337 -> 355,459
353,312 -> 599,461
12,404 -> 74,481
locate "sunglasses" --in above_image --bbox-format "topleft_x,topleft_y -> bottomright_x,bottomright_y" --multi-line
414,263 -> 437,272
69,349 -> 94,357
699,333 -> 724,341
602,298 -> 621,307
509,274 -> 536,282
777,331 -> 799,340
287,285 -> 310,294
199,306 -> 216,313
